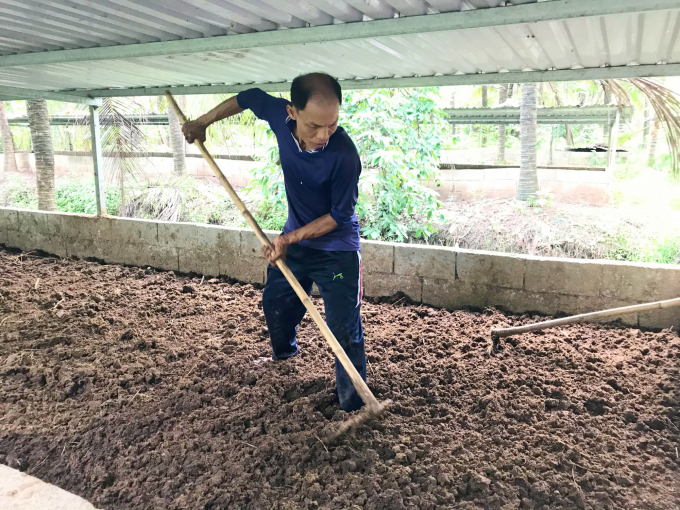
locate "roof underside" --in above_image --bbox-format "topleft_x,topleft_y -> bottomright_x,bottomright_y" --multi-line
0,0 -> 679,102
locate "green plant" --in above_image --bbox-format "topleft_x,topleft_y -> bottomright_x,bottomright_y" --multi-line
0,177 -> 38,209
55,180 -> 120,215
253,200 -> 288,231
245,143 -> 287,215
343,88 -> 450,241
526,189 -> 554,209
244,88 -> 450,242
634,235 -> 680,264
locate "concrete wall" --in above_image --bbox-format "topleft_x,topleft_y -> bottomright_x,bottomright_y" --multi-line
5,152 -> 256,188
2,153 -> 610,205
1,207 -> 678,330
430,167 -> 611,205
441,147 -> 626,167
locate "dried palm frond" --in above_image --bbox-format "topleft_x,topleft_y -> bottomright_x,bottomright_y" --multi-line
77,97 -> 152,214
125,179 -> 189,223
599,78 -> 680,177
98,97 -> 151,187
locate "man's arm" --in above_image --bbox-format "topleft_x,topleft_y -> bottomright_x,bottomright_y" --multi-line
182,96 -> 244,144
262,215 -> 337,265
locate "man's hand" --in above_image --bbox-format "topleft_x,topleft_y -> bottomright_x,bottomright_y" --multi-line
182,119 -> 207,144
262,235 -> 290,266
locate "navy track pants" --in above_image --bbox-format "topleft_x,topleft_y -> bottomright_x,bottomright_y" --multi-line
262,243 -> 366,412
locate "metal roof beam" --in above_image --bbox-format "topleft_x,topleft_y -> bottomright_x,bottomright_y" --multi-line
7,114 -> 170,125
0,0 -> 676,68
444,106 -> 634,125
63,63 -> 680,98
0,85 -> 102,105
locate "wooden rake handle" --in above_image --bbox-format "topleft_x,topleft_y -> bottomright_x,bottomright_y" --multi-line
491,296 -> 680,340
165,91 -> 381,412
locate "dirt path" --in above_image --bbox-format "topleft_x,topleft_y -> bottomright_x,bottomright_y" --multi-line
0,248 -> 678,510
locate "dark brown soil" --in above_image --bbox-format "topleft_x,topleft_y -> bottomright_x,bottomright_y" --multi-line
0,247 -> 678,510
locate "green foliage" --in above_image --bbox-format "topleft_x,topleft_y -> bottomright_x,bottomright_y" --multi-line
253,200 -> 288,231
526,189 -> 554,210
55,180 -> 120,215
606,232 -> 680,264
245,143 -> 288,213
0,178 -> 120,214
0,177 -> 38,209
342,88 -> 450,241
245,88 -> 450,242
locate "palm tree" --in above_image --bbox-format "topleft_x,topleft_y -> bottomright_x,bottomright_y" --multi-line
517,83 -> 539,201
648,115 -> 660,168
168,95 -> 187,176
481,85 -> 488,147
0,101 -> 17,173
497,85 -> 508,163
97,98 -> 150,215
27,99 -> 56,211
450,90 -> 456,137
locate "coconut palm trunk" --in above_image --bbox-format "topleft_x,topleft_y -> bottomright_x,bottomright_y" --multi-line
497,85 -> 508,163
648,115 -> 660,168
450,91 -> 456,137
27,99 -> 56,211
0,101 -> 18,173
481,85 -> 488,147
517,83 -> 539,201
603,89 -> 612,144
168,95 -> 186,176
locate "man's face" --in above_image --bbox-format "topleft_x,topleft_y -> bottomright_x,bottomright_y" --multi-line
287,99 -> 339,151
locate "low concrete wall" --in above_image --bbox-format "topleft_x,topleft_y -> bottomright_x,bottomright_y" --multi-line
429,167 -> 611,205
1,207 -> 678,330
5,152 -> 256,187
3,153 -> 610,205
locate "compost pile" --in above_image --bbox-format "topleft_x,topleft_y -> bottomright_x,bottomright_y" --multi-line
0,247 -> 678,510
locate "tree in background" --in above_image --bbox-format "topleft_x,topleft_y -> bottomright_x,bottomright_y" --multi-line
603,88 -> 612,144
0,101 -> 18,173
481,85 -> 488,146
517,83 -> 539,201
168,95 -> 187,176
648,114 -> 660,168
26,99 -> 56,211
450,89 -> 456,137
497,85 -> 508,163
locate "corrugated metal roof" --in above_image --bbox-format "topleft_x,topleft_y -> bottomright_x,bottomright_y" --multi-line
0,0 -> 679,100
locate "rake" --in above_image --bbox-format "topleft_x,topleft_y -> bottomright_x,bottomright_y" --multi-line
165,91 -> 390,441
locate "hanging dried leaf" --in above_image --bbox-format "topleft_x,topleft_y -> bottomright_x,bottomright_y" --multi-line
600,78 -> 680,177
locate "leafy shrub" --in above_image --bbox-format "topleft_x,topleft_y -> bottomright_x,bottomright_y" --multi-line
0,177 -> 38,209
55,180 -> 120,215
245,88 -> 451,242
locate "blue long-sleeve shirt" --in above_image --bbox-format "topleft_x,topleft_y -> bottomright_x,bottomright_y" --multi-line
237,88 -> 361,252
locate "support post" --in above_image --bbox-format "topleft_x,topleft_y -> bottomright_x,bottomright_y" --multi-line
89,104 -> 106,216
607,108 -> 621,171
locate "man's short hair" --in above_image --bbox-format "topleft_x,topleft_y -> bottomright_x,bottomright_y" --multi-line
290,72 -> 342,110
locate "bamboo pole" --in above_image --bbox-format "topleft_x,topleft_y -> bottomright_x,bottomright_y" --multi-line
491,297 -> 680,341
164,91 -> 384,415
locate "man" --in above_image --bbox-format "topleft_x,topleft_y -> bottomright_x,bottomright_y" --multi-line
182,73 -> 366,412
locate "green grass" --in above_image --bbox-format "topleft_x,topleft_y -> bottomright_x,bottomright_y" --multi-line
606,232 -> 680,264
